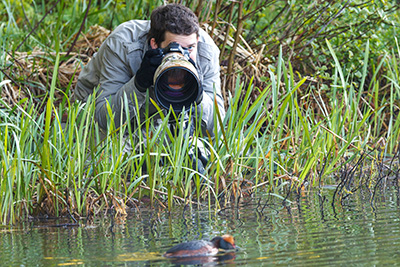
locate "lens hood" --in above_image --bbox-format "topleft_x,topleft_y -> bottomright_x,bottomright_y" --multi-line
154,52 -> 202,112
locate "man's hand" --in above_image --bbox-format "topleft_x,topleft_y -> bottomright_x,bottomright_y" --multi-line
135,48 -> 163,92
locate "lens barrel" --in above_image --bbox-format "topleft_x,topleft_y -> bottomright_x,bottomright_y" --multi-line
154,52 -> 202,112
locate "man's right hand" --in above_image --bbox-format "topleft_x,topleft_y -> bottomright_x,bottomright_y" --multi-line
135,48 -> 163,92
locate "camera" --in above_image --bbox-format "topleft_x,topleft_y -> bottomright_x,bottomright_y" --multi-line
161,42 -> 191,60
153,42 -> 202,113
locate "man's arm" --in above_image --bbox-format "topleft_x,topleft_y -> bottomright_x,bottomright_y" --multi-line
94,37 -> 146,130
197,36 -> 226,137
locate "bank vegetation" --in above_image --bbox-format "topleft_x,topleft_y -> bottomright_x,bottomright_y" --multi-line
1,0 -> 400,224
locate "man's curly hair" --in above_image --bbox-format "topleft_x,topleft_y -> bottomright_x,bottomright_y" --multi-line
148,4 -> 199,46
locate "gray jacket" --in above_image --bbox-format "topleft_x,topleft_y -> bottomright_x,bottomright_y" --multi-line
75,20 -> 225,136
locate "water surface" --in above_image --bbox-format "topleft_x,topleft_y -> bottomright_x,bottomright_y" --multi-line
2,189 -> 400,266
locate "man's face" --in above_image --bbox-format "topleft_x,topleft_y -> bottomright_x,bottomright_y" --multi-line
151,31 -> 199,62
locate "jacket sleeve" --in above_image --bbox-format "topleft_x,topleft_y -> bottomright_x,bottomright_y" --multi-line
197,38 -> 225,137
94,37 -> 145,130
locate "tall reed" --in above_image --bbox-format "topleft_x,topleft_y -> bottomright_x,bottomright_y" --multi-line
1,1 -> 400,224
1,42 -> 400,224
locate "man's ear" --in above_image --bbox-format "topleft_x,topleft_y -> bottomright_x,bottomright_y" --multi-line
150,38 -> 158,49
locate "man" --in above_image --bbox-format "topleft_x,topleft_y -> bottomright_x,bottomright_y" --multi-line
75,4 -> 225,138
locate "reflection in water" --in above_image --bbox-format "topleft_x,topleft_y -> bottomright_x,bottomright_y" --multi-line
2,188 -> 400,265
166,252 -> 236,265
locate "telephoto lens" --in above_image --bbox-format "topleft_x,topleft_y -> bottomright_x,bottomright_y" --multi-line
153,43 -> 202,112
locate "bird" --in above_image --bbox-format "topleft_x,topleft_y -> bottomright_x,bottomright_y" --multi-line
163,234 -> 236,258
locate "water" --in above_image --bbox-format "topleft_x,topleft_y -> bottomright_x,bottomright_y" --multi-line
2,189 -> 400,266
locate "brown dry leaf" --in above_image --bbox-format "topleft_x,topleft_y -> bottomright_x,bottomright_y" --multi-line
111,194 -> 127,216
3,25 -> 110,107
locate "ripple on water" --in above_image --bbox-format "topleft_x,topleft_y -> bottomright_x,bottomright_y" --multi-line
2,189 -> 400,265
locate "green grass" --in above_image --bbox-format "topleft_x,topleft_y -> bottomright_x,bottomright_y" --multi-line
1,1 -> 400,224
2,42 -> 400,224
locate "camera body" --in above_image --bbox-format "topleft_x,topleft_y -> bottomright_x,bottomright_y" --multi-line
153,42 -> 202,113
161,42 -> 191,60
